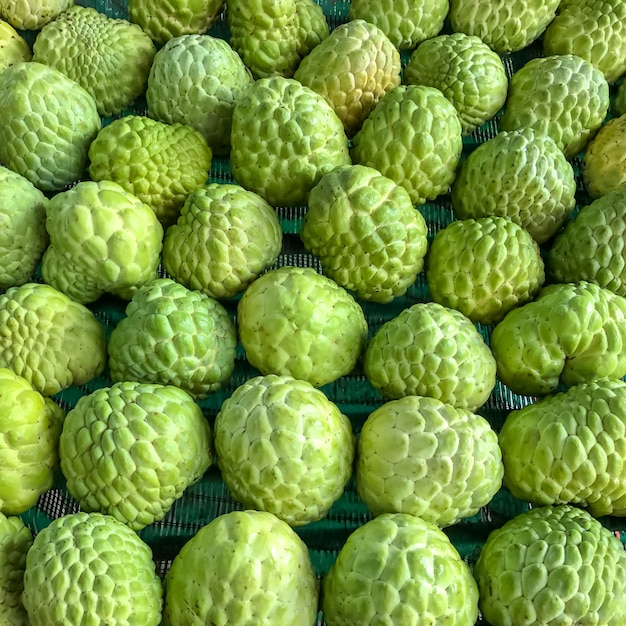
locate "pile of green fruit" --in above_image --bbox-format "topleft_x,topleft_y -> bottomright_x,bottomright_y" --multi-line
1,0 -> 626,624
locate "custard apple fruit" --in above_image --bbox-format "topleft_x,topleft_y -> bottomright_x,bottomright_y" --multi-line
0,18 -> 31,73
616,79 -> 626,116
0,0 -> 73,30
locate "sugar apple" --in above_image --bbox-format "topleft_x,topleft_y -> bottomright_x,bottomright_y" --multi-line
214,374 -> 354,526
348,0 -> 449,50
404,32 -> 508,136
490,281 -> 626,397
0,0 -> 73,30
0,165 -> 48,289
356,395 -> 503,527
41,180 -> 164,304
351,84 -> 463,205
500,54 -> 610,159
230,76 -> 351,207
0,18 -> 31,73
0,282 -> 106,397
363,302 -> 497,412
474,504 -> 626,626
300,164 -> 429,304
322,512 -> 479,625
0,61 -> 100,192
615,79 -> 626,116
451,128 -> 577,244
162,183 -> 283,299
107,278 -> 237,399
293,19 -> 402,136
163,509 -> 319,625
237,266 -> 368,388
22,512 -> 163,626
426,216 -> 545,325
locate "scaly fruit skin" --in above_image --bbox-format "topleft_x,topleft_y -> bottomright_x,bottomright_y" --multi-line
356,396 -> 503,527
237,266 -> 368,388
41,180 -> 164,304
449,0 -> 560,53
0,61 -> 100,192
147,34 -> 253,155
107,278 -> 237,399
163,509 -> 319,625
88,114 -> 212,227
451,128 -> 577,244
214,374 -> 354,526
404,33 -> 508,136
32,5 -> 156,117
301,164 -> 429,303
59,381 -> 213,530
0,283 -> 107,397
583,115 -> 626,198
474,505 -> 626,626
322,513 -> 479,626
0,368 -> 64,515
426,216 -> 545,325
491,281 -> 626,397
294,19 -> 401,137
230,76 -> 351,207
0,18 -> 31,73
500,54 -> 610,159
0,166 -> 48,289
0,0 -> 73,30
162,183 -> 282,299
364,302 -> 497,412
499,379 -> 626,517
548,186 -> 626,297
351,84 -> 463,206
22,512 -> 163,626
348,0 -> 449,50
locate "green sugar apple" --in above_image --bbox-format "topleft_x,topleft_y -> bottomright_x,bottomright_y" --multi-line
404,32 -> 508,136
59,381 -> 212,530
22,512 -> 162,626
474,505 -> 626,626
237,266 -> 368,388
293,19 -> 401,136
0,18 -> 31,73
491,281 -> 626,397
499,379 -> 626,517
0,61 -> 100,192
451,128 -> 577,244
300,164 -> 428,304
548,185 -> 626,297
616,79 -> 626,116
0,513 -> 32,626
351,84 -> 463,205
107,278 -> 237,398
162,183 -> 282,299
363,302 -> 497,411
449,0 -> 560,53
0,367 -> 64,515
426,216 -> 545,325
41,180 -> 164,304
356,395 -> 503,527
0,0 -> 73,30
500,54 -> 610,159
88,114 -> 212,227
163,509 -> 319,625
214,374 -> 354,526
230,76 -> 350,207
0,282 -> 106,396
348,0 -> 449,50
146,34 -> 253,155
322,512 -> 479,625
0,165 -> 48,289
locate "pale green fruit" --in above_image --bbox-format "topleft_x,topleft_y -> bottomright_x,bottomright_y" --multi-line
214,374 -> 355,526
0,0 -> 73,29
322,513 -> 479,625
163,509 -> 319,625
41,180 -> 164,304
0,18 -> 31,73
356,396 -> 503,527
107,278 -> 237,399
237,266 -> 368,388
22,512 -> 162,626
0,283 -> 107,396
59,381 -> 213,530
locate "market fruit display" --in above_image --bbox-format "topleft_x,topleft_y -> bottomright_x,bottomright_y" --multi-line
0,0 -> 73,30
163,509 -> 319,625
0,18 -> 31,72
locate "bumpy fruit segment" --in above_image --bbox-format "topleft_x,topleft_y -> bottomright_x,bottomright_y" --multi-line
0,18 -> 31,72
0,0 -> 74,30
